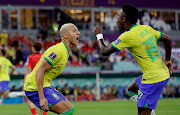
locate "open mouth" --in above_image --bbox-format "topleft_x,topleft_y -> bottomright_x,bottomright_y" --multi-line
76,37 -> 79,42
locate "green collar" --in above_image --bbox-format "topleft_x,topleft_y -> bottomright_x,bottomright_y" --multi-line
62,41 -> 69,53
129,24 -> 138,31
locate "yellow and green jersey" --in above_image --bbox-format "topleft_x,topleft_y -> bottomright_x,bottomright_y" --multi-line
111,25 -> 170,84
0,56 -> 12,82
24,42 -> 69,91
0,33 -> 8,45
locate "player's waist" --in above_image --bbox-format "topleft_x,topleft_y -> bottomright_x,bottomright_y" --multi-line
141,73 -> 170,84
142,67 -> 169,74
0,74 -> 10,77
24,82 -> 51,91
0,78 -> 10,82
141,77 -> 169,84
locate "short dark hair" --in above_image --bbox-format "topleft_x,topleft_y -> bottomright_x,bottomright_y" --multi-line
0,49 -> 6,56
32,41 -> 43,51
122,4 -> 138,24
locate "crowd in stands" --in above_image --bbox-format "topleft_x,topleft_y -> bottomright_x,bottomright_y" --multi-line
0,29 -> 179,71
8,83 -> 180,102
162,84 -> 180,98
0,9 -> 179,70
56,84 -> 121,101
141,12 -> 171,31
56,83 -> 180,101
104,10 -> 172,32
0,29 -> 139,70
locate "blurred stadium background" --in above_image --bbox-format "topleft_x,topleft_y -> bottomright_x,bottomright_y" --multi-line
0,0 -> 180,115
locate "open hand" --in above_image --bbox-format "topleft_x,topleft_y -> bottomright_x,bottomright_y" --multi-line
165,60 -> 174,74
93,25 -> 102,35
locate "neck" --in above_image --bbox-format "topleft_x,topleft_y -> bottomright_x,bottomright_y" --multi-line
124,23 -> 136,31
33,51 -> 39,54
62,39 -> 73,51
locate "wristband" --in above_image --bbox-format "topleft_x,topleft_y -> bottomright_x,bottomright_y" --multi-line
96,34 -> 103,40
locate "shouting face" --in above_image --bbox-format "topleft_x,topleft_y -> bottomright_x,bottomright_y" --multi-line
116,9 -> 126,30
61,24 -> 80,46
67,25 -> 80,46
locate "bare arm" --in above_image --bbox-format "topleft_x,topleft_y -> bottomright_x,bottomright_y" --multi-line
9,65 -> 16,75
36,58 -> 52,111
24,67 -> 31,81
159,33 -> 174,74
93,25 -> 118,56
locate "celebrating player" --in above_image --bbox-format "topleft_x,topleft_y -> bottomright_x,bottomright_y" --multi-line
24,23 -> 80,115
24,41 -> 47,115
93,4 -> 173,115
0,49 -> 25,104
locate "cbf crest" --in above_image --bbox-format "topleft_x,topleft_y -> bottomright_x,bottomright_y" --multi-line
52,93 -> 60,100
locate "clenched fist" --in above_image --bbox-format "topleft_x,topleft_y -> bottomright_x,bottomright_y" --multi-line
93,25 -> 102,35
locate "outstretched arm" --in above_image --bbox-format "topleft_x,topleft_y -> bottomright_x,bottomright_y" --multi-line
93,25 -> 118,56
36,59 -> 52,111
159,33 -> 174,74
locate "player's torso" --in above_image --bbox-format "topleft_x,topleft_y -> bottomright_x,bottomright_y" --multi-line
0,57 -> 10,81
24,42 -> 69,91
43,43 -> 69,80
0,33 -> 8,44
128,25 -> 162,65
127,25 -> 169,83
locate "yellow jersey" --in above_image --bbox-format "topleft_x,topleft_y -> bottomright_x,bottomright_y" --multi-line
0,56 -> 12,82
24,42 -> 69,91
0,33 -> 8,45
111,25 -> 170,84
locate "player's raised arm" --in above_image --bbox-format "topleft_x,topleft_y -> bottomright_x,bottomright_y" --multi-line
159,33 -> 174,74
93,25 -> 118,56
36,58 -> 52,111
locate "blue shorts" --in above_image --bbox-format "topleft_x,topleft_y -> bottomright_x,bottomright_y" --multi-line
0,81 -> 10,93
135,75 -> 169,109
25,86 -> 66,109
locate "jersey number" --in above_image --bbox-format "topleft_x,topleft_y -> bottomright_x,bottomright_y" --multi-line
142,36 -> 161,61
2,64 -> 7,73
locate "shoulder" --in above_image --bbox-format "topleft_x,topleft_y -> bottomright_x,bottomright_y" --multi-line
118,31 -> 130,40
46,45 -> 62,55
28,54 -> 32,58
120,31 -> 129,36
6,58 -> 12,65
140,25 -> 154,30
34,53 -> 42,57
27,54 -> 33,59
4,57 -> 10,62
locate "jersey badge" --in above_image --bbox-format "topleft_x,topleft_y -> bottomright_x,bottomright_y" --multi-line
114,39 -> 121,45
49,52 -> 57,60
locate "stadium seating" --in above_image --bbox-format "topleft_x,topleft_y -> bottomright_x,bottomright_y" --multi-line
113,61 -> 141,72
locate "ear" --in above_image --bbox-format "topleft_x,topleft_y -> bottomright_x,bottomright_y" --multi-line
62,33 -> 68,39
122,16 -> 126,23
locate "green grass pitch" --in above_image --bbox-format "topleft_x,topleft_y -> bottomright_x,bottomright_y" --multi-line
0,98 -> 180,115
